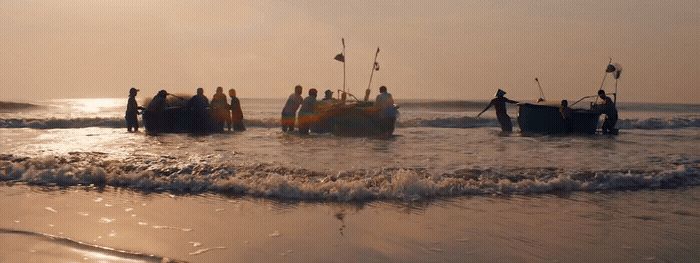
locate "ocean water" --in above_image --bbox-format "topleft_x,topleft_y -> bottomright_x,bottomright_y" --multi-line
1,98 -> 698,201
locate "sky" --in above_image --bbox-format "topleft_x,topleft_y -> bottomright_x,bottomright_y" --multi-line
0,0 -> 697,103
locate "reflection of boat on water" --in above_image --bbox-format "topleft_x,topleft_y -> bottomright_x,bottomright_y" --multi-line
311,99 -> 399,136
517,61 -> 622,135
517,102 -> 600,134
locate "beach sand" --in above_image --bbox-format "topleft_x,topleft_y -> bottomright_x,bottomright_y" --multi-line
1,185 -> 698,262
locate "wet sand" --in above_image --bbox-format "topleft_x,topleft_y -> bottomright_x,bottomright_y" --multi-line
1,185 -> 698,262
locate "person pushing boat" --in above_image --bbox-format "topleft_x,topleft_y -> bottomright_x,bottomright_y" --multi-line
596,89 -> 618,134
210,87 -> 230,131
229,89 -> 246,131
375,86 -> 397,136
188,88 -> 210,133
125,87 -> 144,132
477,89 -> 519,132
281,85 -> 304,132
297,88 -> 318,135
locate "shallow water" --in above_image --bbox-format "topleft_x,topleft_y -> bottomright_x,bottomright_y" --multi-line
0,99 -> 699,200
0,98 -> 698,261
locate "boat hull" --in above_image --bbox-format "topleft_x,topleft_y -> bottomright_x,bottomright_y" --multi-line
143,107 -> 224,134
517,103 -> 600,134
311,102 -> 399,136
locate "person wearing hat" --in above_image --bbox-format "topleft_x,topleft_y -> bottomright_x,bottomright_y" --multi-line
322,89 -> 337,102
477,89 -> 519,132
297,88 -> 319,134
281,85 -> 304,132
125,87 -> 145,132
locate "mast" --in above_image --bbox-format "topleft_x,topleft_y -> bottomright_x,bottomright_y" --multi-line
365,47 -> 380,101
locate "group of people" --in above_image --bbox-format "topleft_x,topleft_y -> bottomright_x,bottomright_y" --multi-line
124,87 -> 245,132
127,85 -> 617,135
477,88 -> 618,133
280,85 -> 396,135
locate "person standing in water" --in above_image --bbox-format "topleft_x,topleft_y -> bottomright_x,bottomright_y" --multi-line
375,86 -> 398,136
125,87 -> 144,132
297,88 -> 318,135
597,89 -> 618,134
560,99 -> 573,133
188,88 -> 210,133
477,89 -> 519,132
210,87 -> 230,131
281,85 -> 303,132
229,88 -> 246,131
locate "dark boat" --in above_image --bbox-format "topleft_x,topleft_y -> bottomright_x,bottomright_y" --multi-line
142,95 -> 224,134
311,100 -> 399,136
517,102 -> 600,134
517,61 -> 622,135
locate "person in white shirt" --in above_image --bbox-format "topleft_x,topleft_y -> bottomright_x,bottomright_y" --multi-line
374,86 -> 398,135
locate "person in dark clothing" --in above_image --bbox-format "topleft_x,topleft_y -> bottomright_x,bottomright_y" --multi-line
125,87 -> 144,132
560,99 -> 573,133
597,90 -> 618,134
229,89 -> 246,131
210,87 -> 230,131
145,90 -> 169,132
281,85 -> 303,132
297,88 -> 318,135
477,89 -> 519,132
188,88 -> 210,133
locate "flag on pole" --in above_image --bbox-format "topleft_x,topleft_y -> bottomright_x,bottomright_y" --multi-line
334,53 -> 345,62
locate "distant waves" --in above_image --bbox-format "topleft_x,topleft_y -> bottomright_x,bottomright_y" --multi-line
0,101 -> 41,112
1,116 -> 700,130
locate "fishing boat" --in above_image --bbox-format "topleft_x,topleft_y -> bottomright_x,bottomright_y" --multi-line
517,61 -> 622,135
517,102 -> 601,134
142,95 -> 224,134
307,39 -> 399,136
310,95 -> 399,136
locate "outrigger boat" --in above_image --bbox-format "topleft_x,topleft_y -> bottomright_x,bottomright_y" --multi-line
517,61 -> 622,135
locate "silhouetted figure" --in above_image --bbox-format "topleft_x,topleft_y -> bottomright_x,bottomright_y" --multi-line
597,90 -> 618,134
375,86 -> 397,136
322,89 -> 337,103
188,88 -> 210,133
210,87 -> 230,131
297,88 -> 318,135
125,87 -> 144,132
146,90 -> 169,132
477,89 -> 519,132
281,85 -> 303,132
229,89 -> 246,131
560,99 -> 573,133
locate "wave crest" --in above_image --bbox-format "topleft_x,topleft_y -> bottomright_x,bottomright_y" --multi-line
1,154 -> 698,201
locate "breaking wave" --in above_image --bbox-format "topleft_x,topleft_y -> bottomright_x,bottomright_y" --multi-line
1,154 -> 698,201
1,116 -> 700,130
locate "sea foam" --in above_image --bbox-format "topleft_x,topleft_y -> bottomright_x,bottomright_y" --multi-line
1,154 -> 698,201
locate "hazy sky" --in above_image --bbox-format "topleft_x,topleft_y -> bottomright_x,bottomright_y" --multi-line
0,0 -> 697,102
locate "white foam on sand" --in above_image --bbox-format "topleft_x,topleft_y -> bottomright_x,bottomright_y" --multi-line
1,154 -> 698,201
